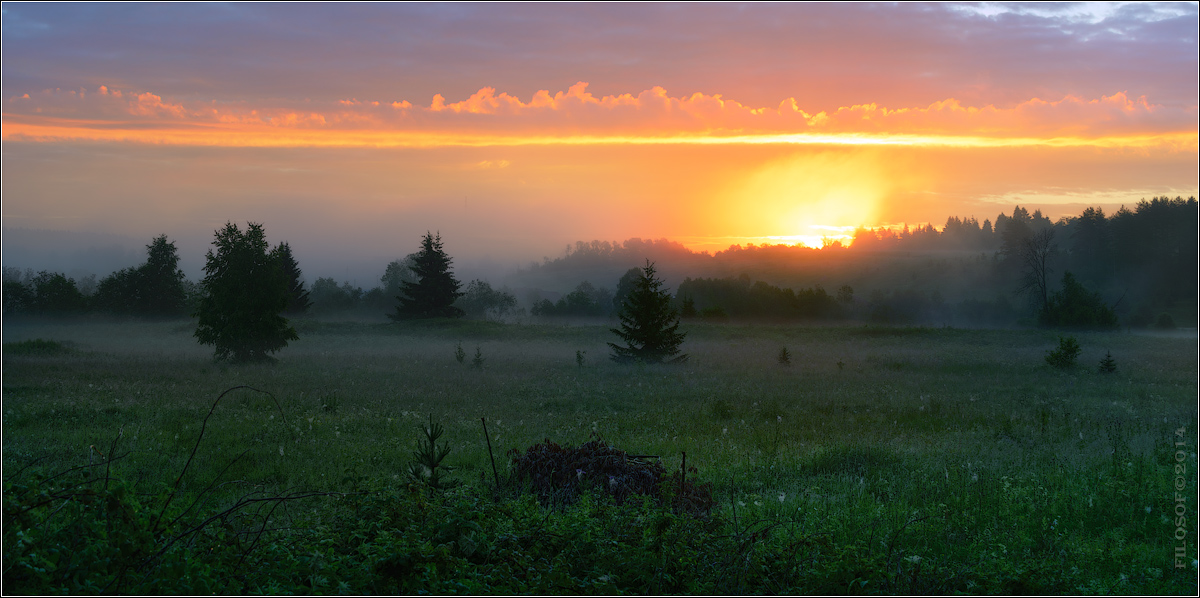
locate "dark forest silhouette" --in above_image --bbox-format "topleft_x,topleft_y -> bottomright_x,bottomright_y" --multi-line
3,197 -> 1195,328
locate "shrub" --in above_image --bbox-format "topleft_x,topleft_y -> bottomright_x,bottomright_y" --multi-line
1039,272 -> 1118,329
1045,336 -> 1081,368
508,438 -> 713,515
1154,313 -> 1176,329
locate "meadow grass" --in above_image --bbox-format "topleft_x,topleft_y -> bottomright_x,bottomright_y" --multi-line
2,316 -> 1197,593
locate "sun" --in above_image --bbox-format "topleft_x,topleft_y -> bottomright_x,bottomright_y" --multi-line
714,150 -> 897,247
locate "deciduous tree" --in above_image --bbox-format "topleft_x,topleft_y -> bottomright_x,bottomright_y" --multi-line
194,222 -> 297,362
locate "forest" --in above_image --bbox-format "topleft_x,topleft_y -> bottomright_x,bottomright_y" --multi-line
4,196 -> 1195,330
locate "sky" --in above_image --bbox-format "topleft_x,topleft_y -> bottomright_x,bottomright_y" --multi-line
2,2 -> 1197,283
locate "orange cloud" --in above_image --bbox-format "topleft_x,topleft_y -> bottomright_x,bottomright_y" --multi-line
3,83 -> 1196,150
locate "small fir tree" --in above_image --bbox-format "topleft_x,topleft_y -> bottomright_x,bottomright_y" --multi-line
609,260 -> 687,364
390,231 -> 464,319
1098,351 -> 1117,373
778,347 -> 792,366
194,222 -> 298,362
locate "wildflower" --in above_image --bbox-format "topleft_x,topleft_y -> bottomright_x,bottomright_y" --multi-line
722,428 -> 728,435
1145,506 -> 1152,514
576,468 -> 585,480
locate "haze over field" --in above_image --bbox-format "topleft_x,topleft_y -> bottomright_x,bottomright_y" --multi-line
2,3 -> 1197,282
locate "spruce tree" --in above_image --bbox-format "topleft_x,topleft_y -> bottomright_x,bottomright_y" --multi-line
275,242 -> 312,315
139,235 -> 188,317
609,260 -> 687,364
390,231 -> 464,319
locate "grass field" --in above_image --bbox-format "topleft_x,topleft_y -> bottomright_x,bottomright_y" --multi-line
3,317 -> 1197,593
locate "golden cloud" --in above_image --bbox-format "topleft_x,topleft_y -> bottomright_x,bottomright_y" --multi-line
3,83 -> 1196,149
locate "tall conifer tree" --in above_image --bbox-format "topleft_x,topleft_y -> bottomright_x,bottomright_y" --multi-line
609,260 -> 687,363
390,231 -> 464,319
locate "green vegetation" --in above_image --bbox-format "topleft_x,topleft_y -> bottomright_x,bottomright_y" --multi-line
390,231 -> 465,320
193,222 -> 299,362
1045,336 -> 1082,369
609,260 -> 687,364
3,318 -> 1195,594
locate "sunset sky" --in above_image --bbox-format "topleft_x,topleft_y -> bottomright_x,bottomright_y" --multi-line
2,3 -> 1197,282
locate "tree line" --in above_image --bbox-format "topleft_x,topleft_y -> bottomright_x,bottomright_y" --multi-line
4,197 -> 1194,331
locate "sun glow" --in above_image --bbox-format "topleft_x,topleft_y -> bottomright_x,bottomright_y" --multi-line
712,151 -> 910,245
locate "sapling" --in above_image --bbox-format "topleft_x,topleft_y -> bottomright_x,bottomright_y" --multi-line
1045,336 -> 1081,369
407,415 -> 459,491
472,347 -> 485,369
1098,350 -> 1117,373
454,342 -> 466,365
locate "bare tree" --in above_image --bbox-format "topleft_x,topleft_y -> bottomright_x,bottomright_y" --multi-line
1016,228 -> 1056,312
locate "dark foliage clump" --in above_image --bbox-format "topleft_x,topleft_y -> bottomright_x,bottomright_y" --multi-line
193,222 -> 298,363
509,438 -> 713,516
275,242 -> 312,316
530,281 -> 611,317
609,260 -> 687,363
1045,336 -> 1081,369
1038,272 -> 1118,329
391,231 -> 465,319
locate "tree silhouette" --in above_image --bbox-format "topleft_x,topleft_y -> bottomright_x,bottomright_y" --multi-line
94,235 -> 187,317
194,222 -> 298,362
390,231 -> 464,319
609,260 -> 687,364
1014,228 -> 1056,313
1039,271 -> 1118,329
275,242 -> 312,315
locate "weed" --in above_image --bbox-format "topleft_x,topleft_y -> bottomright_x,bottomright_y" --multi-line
1045,336 -> 1081,368
471,347 -> 485,369
319,390 -> 340,413
3,338 -> 72,356
576,349 -> 586,368
777,347 -> 791,366
710,400 -> 734,420
454,342 -> 466,364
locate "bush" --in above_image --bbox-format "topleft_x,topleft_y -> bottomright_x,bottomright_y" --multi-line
1039,272 -> 1118,329
1045,336 -> 1081,368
